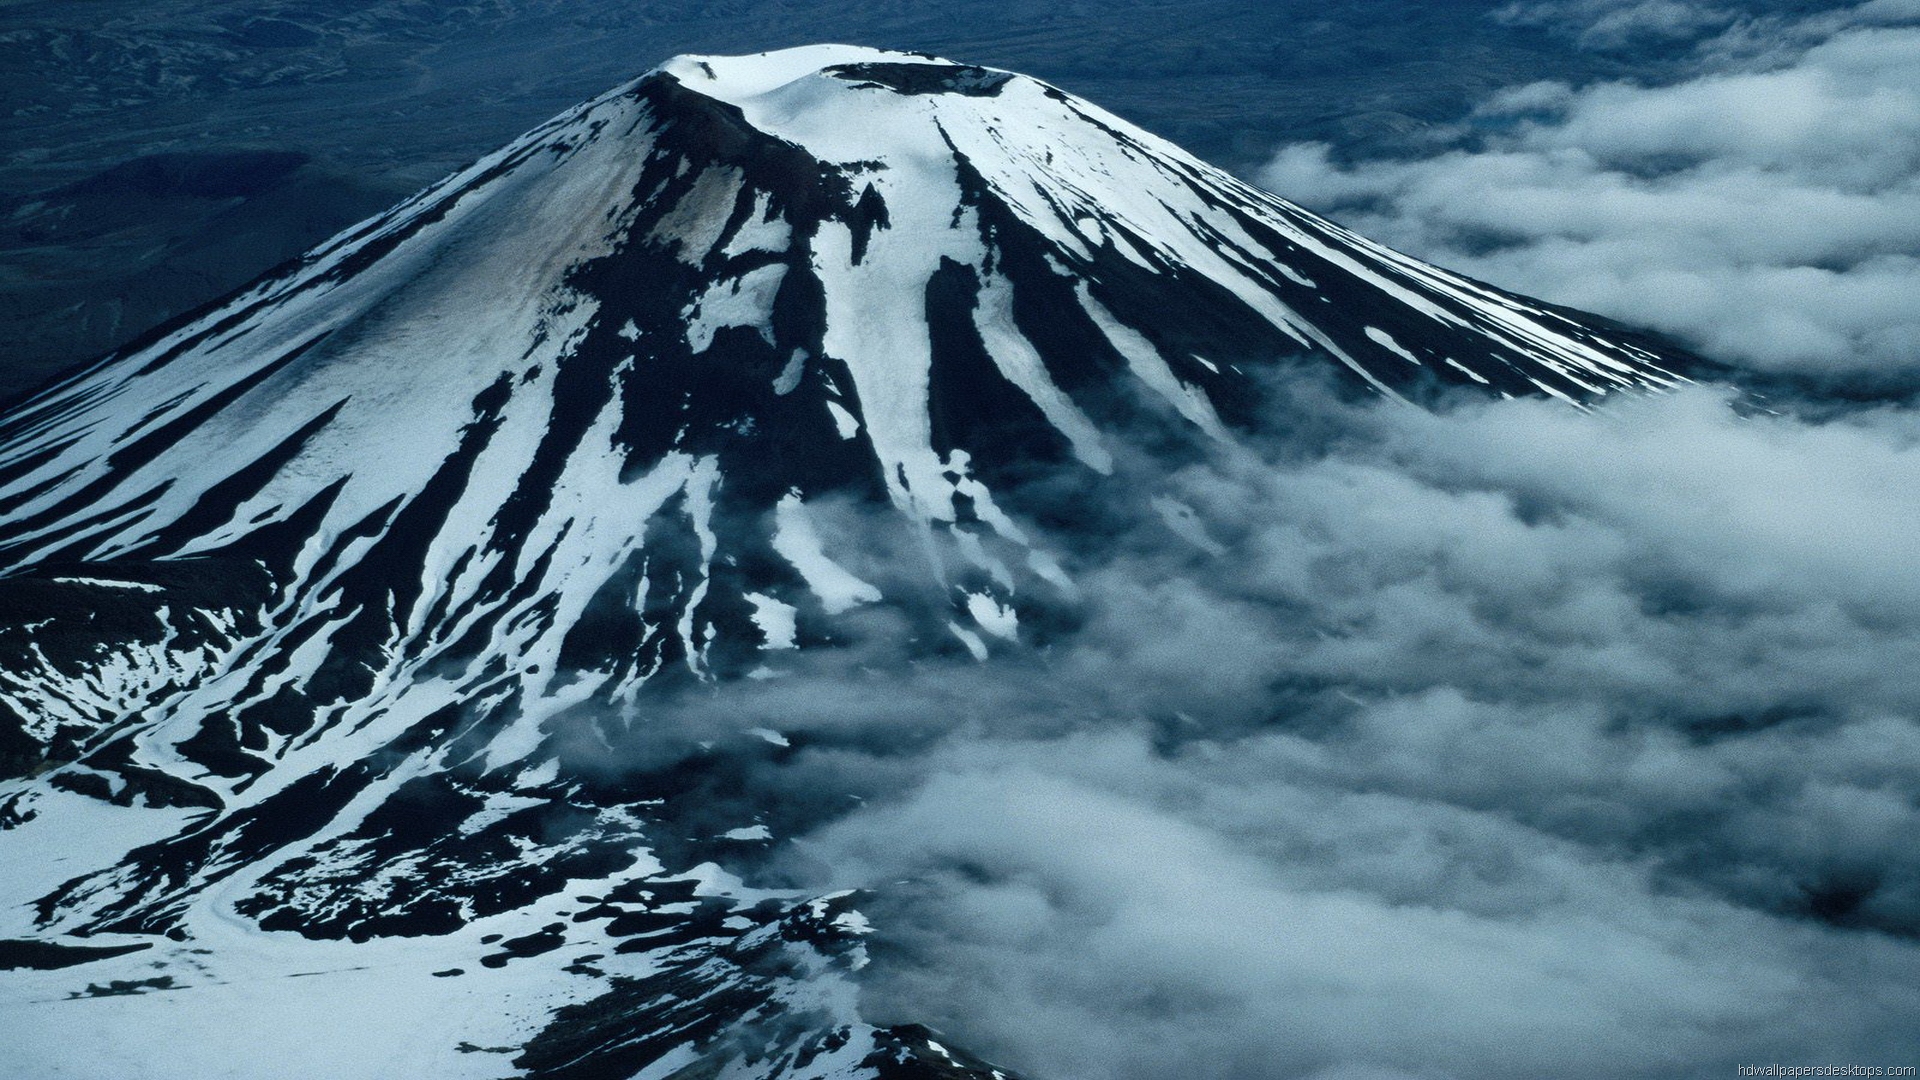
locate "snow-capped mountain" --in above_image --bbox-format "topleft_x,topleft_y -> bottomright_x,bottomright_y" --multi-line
0,45 -> 1691,1077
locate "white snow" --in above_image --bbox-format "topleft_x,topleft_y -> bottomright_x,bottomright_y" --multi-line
1025,550 -> 1078,596
771,493 -> 882,615
1444,356 -> 1492,384
48,576 -> 163,592
772,348 -> 808,395
649,165 -> 744,265
1363,325 -> 1423,365
965,591 -> 1019,641
743,591 -> 799,650
0,859 -> 670,1080
833,909 -> 874,936
685,263 -> 787,352
824,399 -> 861,440
0,791 -> 200,930
721,190 -> 793,256
947,622 -> 990,661
973,273 -> 1113,473
662,45 -> 941,100
1078,284 -> 1229,441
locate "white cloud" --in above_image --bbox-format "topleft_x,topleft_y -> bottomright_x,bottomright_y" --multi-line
1495,0 -> 1739,49
810,728 -> 1920,1079
1261,5 -> 1920,390
729,382 -> 1920,1080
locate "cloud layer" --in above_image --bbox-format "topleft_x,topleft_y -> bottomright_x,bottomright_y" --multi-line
1262,1 -> 1920,394
629,376 -> 1920,1080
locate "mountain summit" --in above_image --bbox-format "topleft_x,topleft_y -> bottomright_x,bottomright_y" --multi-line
0,45 -> 1690,1078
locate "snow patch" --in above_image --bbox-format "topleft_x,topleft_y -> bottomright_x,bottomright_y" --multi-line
743,592 -> 798,650
49,577 -> 163,593
772,348 -> 808,395
948,622 -> 989,661
1364,325 -> 1423,365
964,591 -> 1018,641
771,493 -> 882,615
824,400 -> 860,440
686,264 -> 786,352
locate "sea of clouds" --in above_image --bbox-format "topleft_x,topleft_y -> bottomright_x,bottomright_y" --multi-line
1265,0 -> 1920,397
683,378 -> 1920,1080
612,4 -> 1920,1076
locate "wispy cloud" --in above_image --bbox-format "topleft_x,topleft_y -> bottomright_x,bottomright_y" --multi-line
1263,2 -> 1920,395
611,373 -> 1920,1079
1494,0 -> 1739,49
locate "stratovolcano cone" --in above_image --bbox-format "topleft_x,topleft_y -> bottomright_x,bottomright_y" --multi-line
0,44 -> 1693,1079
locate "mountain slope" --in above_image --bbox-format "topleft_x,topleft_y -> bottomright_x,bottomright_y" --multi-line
0,45 -> 1692,1078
